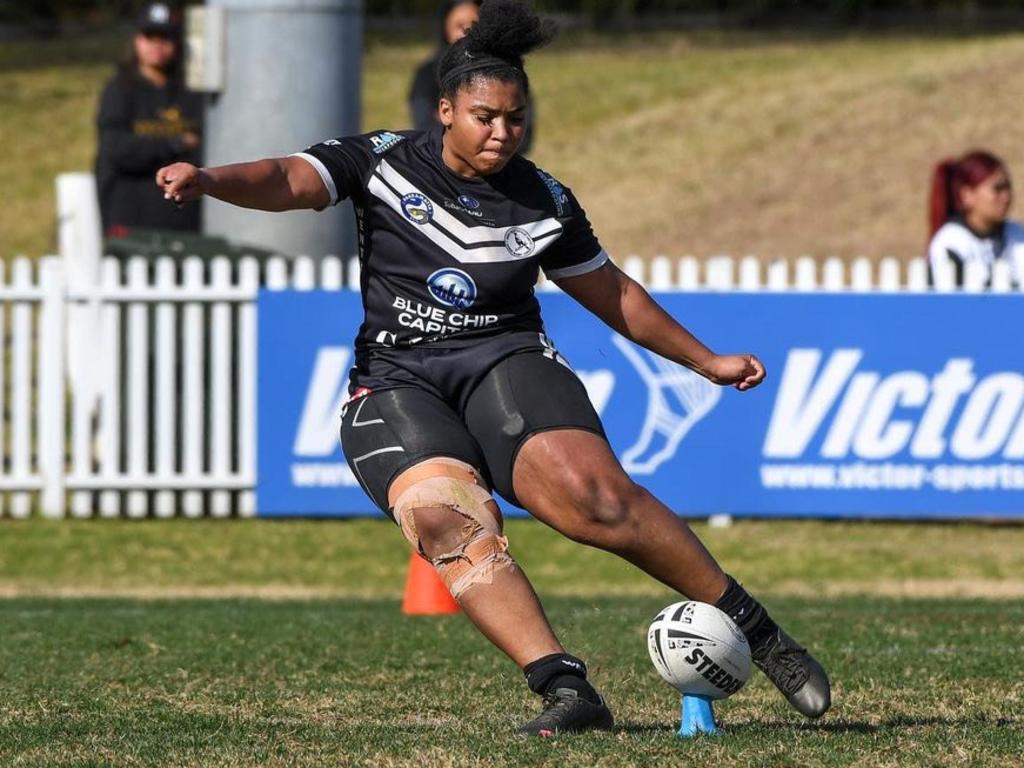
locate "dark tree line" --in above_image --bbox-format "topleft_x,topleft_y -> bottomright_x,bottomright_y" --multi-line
5,0 -> 1024,28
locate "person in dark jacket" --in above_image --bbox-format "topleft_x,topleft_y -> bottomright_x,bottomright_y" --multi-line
95,2 -> 203,236
408,0 -> 535,154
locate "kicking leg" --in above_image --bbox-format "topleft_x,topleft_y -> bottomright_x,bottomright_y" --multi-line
513,429 -> 831,719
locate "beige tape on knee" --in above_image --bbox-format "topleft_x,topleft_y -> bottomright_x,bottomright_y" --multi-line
390,458 -> 515,598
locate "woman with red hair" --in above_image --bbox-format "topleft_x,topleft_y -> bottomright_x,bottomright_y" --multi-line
928,150 -> 1023,289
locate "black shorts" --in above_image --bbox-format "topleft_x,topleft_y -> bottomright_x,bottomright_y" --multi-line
339,334 -> 604,516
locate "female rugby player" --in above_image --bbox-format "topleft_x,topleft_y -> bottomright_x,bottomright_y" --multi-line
928,150 -> 1023,289
156,0 -> 831,736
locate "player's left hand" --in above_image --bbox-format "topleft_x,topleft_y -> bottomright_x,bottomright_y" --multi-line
705,353 -> 766,391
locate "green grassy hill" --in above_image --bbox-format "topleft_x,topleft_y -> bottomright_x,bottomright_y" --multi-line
3,32 -> 1024,262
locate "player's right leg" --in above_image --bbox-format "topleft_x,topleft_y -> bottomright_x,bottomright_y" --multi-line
339,386 -> 613,735
463,350 -> 829,719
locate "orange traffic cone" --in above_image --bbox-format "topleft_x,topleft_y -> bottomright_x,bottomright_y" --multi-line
401,551 -> 460,615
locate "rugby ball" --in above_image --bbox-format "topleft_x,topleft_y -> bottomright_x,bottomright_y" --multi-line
647,601 -> 751,699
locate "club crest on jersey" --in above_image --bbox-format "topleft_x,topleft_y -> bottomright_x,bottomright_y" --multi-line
427,268 -> 477,310
400,193 -> 433,225
457,194 -> 480,210
504,227 -> 535,258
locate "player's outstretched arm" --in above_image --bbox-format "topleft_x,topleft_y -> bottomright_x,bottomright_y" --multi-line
556,262 -> 765,391
155,156 -> 331,212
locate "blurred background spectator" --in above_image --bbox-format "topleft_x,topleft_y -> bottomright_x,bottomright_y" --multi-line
94,2 -> 202,238
928,150 -> 1023,290
408,0 -> 535,154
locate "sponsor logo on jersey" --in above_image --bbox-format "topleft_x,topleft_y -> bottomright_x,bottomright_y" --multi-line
536,169 -> 569,217
444,199 -> 484,218
457,194 -> 480,210
426,268 -> 477,310
504,227 -> 535,258
400,193 -> 433,224
369,131 -> 405,155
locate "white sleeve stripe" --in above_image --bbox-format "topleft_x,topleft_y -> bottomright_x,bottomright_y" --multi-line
543,249 -> 610,281
290,152 -> 338,206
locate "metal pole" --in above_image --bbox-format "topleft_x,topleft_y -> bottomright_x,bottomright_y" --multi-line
202,0 -> 363,259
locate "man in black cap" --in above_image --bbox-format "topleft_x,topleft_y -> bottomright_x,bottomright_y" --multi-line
95,3 -> 203,236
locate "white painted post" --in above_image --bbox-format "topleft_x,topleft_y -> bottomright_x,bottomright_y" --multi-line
182,257 -> 205,517
70,363 -> 93,518
794,256 -> 817,289
906,257 -> 929,292
766,259 -> 789,290
822,257 -> 845,290
850,258 -> 873,290
98,258 -> 123,517
154,257 -> 177,518
266,256 -> 289,290
346,255 -> 361,290
10,259 -> 33,518
705,256 -> 734,290
209,256 -> 233,517
649,255 -> 672,290
10,262 -> 33,520
38,258 -> 66,518
677,256 -> 699,289
57,173 -> 103,439
623,255 -> 644,283
292,255 -> 316,290
321,256 -> 344,289
738,256 -> 761,290
0,261 -> 5,517
878,258 -> 901,292
238,258 -> 259,517
126,257 -> 150,517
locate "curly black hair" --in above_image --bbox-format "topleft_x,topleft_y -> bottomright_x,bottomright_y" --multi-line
437,0 -> 556,101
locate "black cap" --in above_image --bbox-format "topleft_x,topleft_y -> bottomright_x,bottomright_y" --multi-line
135,3 -> 181,36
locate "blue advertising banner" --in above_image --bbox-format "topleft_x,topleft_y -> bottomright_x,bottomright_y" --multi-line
258,290 -> 1024,519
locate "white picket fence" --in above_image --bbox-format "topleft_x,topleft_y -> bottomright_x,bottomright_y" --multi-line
0,250 -> 1014,518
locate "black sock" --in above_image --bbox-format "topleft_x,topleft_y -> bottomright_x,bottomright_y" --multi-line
714,575 -> 779,653
523,652 -> 601,705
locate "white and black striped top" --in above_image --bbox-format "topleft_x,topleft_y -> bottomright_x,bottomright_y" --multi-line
293,128 -> 607,360
928,217 -> 1024,289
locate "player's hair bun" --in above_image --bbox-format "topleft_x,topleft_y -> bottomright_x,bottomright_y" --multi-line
461,0 -> 556,69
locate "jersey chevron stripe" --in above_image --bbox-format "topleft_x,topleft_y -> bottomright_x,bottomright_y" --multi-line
366,161 -> 564,263
368,174 -> 559,263
377,159 -> 563,243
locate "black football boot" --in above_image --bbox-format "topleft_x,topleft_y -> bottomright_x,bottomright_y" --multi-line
516,688 -> 614,737
752,628 -> 831,718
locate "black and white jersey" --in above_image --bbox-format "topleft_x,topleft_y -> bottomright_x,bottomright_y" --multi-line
928,217 -> 1024,289
293,128 -> 608,361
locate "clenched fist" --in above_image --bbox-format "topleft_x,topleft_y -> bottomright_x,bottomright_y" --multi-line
156,162 -> 207,205
704,353 -> 766,391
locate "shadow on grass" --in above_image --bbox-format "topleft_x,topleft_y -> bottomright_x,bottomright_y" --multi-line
616,713 -> 1019,736
614,719 -> 878,735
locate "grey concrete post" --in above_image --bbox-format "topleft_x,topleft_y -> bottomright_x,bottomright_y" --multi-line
203,0 -> 362,258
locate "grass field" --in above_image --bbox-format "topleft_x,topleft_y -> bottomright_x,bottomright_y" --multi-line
3,31 -> 1024,262
1,518 -> 1022,766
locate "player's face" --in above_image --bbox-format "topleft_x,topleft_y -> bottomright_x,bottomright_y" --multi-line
444,3 -> 479,44
962,167 -> 1013,226
134,31 -> 178,71
439,79 -> 527,177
